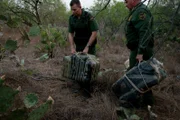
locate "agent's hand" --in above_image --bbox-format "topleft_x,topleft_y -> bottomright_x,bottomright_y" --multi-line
136,54 -> 143,62
83,46 -> 89,54
71,47 -> 76,54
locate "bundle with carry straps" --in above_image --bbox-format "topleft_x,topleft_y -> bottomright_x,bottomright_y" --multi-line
112,58 -> 167,102
62,53 -> 100,83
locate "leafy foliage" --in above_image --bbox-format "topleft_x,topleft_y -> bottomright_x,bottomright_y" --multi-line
0,76 -> 54,120
0,15 -> 8,21
91,1 -> 128,42
0,0 -> 69,54
30,25 -> 66,58
6,16 -> 21,28
150,0 -> 180,42
40,25 -> 66,57
38,0 -> 69,25
29,26 -> 41,37
0,0 -> 68,27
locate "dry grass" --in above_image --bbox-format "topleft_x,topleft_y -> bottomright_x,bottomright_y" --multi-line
0,28 -> 180,120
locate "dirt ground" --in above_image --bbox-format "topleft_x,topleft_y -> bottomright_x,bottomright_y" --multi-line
0,28 -> 180,120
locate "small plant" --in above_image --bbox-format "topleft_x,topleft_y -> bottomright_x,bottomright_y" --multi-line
0,81 -> 20,113
29,25 -> 66,58
0,39 -> 18,60
40,25 -> 66,58
5,39 -> 18,52
27,96 -> 54,120
0,75 -> 54,120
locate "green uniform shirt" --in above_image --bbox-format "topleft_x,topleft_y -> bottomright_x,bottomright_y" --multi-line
125,3 -> 154,54
68,9 -> 98,47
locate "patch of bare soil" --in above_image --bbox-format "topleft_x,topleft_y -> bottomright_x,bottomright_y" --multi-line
0,28 -> 180,120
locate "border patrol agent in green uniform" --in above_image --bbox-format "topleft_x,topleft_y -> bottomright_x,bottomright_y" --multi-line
124,0 -> 154,107
68,0 -> 98,55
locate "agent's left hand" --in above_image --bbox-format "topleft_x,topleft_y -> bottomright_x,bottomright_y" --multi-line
83,46 -> 89,54
136,54 -> 143,62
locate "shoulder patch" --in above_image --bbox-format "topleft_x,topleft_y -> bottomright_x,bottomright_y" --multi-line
139,12 -> 146,20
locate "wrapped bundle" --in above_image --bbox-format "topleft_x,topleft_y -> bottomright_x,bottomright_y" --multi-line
62,53 -> 100,83
112,58 -> 166,102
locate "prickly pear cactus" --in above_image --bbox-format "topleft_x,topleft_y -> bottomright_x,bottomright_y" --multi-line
5,39 -> 18,52
24,93 -> 38,108
0,75 -> 54,120
29,26 -> 40,37
27,96 -> 54,120
2,109 -> 27,120
0,86 -> 19,113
